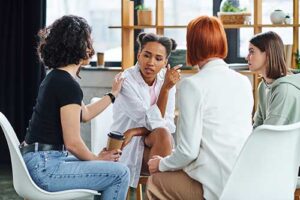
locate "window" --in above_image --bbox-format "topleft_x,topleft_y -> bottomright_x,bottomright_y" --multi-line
47,0 -> 121,64
238,0 -> 293,60
144,0 -> 213,49
47,0 -> 295,65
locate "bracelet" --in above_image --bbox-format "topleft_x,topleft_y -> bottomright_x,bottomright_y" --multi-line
105,92 -> 115,103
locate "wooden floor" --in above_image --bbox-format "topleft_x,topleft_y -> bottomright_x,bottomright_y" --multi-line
295,188 -> 300,200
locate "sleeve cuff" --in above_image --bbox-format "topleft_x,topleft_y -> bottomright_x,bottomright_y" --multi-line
159,156 -> 171,172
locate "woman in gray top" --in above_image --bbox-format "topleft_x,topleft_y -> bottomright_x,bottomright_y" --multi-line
246,31 -> 300,128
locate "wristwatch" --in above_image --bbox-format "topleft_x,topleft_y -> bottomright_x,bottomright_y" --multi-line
105,92 -> 115,103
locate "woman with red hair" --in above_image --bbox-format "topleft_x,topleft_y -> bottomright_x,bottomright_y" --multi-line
147,15 -> 254,200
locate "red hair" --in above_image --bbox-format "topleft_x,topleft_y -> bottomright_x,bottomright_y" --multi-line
186,15 -> 228,66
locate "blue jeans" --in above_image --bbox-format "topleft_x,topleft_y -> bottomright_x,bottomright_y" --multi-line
23,151 -> 130,200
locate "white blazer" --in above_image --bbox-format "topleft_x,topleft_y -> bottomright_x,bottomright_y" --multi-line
111,63 -> 176,187
159,59 -> 253,200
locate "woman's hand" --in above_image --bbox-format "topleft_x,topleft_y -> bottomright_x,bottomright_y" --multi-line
98,148 -> 121,162
111,72 -> 124,97
148,155 -> 162,174
162,64 -> 182,90
122,128 -> 137,149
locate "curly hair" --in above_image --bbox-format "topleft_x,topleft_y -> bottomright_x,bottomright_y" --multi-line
37,15 -> 95,70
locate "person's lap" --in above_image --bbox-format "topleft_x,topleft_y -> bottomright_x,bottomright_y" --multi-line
23,150 -> 130,199
147,170 -> 204,200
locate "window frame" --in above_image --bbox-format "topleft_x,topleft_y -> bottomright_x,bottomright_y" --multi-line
213,0 -> 246,63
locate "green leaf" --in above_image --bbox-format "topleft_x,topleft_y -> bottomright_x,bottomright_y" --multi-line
221,1 -> 246,12
135,4 -> 150,10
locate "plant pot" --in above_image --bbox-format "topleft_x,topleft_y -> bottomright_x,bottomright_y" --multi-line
137,10 -> 152,26
217,12 -> 251,24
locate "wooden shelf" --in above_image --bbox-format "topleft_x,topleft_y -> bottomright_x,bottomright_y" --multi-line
110,25 -> 254,29
256,24 -> 298,27
117,0 -> 299,113
110,24 -> 300,30
110,25 -> 188,29
119,0 -> 299,72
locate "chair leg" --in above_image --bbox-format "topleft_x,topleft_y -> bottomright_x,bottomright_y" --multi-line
126,187 -> 131,200
136,183 -> 143,200
295,188 -> 300,200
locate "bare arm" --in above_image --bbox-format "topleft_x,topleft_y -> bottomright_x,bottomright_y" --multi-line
81,96 -> 112,122
61,104 -> 120,161
156,86 -> 170,118
81,72 -> 124,122
122,127 -> 150,148
61,104 -> 98,160
157,65 -> 181,117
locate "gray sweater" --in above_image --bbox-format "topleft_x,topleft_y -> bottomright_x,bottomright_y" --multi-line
253,73 -> 300,128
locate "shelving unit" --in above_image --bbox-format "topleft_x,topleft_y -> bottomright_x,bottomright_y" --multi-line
120,0 -> 165,69
118,0 -> 299,69
118,0 -> 299,109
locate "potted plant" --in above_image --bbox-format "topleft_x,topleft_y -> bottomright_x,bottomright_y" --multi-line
217,0 -> 251,24
292,50 -> 300,74
135,4 -> 152,26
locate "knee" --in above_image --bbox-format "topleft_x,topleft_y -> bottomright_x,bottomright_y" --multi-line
153,128 -> 172,144
147,173 -> 163,194
149,173 -> 161,188
115,163 -> 130,185
121,166 -> 130,183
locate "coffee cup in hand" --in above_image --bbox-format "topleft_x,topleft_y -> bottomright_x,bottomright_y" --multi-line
107,131 -> 124,151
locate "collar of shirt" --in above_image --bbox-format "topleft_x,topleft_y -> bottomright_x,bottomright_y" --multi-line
199,58 -> 228,72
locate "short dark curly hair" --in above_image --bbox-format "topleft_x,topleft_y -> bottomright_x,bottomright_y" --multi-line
37,15 -> 95,69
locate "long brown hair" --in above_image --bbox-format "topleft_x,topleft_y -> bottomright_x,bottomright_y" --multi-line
250,31 -> 287,79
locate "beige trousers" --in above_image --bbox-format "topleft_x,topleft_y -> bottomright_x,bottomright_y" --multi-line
146,170 -> 204,200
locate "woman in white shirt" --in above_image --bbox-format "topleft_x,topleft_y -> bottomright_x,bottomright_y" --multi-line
110,32 -> 181,187
147,15 -> 253,200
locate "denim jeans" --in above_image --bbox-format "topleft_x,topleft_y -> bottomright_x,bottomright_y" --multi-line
23,151 -> 130,200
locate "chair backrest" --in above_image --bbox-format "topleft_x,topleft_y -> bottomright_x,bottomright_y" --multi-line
220,122 -> 300,200
0,112 -> 50,197
90,97 -> 113,153
0,112 -> 100,200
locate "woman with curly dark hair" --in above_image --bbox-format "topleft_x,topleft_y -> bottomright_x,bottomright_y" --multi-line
110,32 -> 181,188
20,15 -> 130,200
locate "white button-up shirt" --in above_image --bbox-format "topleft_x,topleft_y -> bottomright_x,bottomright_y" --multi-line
111,63 -> 176,187
159,59 -> 253,200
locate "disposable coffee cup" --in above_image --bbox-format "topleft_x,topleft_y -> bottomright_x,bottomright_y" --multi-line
106,131 -> 124,151
97,52 -> 104,66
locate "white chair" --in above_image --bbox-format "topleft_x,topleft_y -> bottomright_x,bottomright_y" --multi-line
220,122 -> 300,200
0,112 -> 100,200
90,97 -> 113,154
